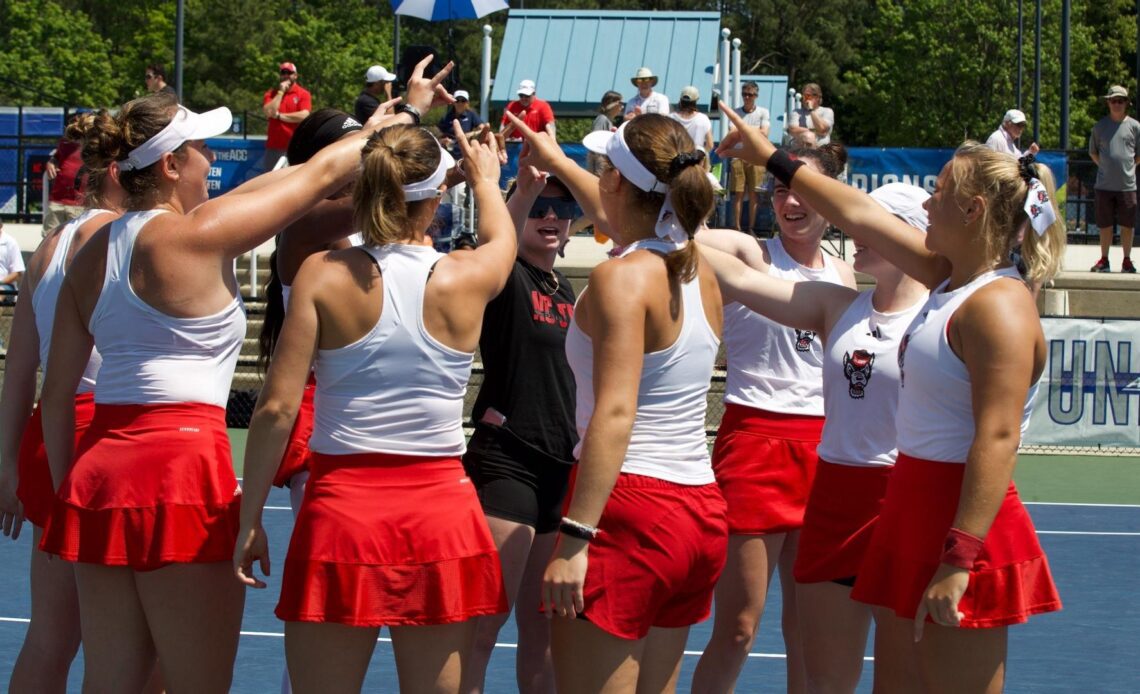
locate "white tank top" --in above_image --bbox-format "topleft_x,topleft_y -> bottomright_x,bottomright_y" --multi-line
280,234 -> 361,310
565,239 -> 720,485
33,208 -> 107,394
816,290 -> 925,468
90,210 -> 246,407
309,244 -> 473,457
723,236 -> 846,415
895,267 -> 1038,463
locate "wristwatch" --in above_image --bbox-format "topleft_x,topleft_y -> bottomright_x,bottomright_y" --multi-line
396,103 -> 422,126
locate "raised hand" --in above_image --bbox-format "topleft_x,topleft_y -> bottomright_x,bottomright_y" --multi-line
404,55 -> 456,115
715,101 -> 777,167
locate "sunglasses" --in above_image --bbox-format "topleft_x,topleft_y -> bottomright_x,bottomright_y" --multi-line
528,197 -> 580,220
1109,97 -> 1129,104
742,92 -> 758,97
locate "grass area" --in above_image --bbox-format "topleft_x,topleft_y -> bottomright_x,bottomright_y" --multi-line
229,429 -> 1139,505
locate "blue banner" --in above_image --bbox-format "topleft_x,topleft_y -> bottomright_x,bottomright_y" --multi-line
846,147 -> 1068,203
205,138 -> 266,196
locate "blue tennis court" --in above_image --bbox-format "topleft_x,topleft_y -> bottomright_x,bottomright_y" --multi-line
0,487 -> 1137,691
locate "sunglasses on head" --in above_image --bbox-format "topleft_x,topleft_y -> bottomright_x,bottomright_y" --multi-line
528,197 -> 580,220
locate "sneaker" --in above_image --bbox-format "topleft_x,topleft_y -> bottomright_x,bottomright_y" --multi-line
1090,257 -> 1111,272
1123,257 -> 1137,274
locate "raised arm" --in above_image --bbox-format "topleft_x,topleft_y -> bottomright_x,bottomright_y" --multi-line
233,254 -> 322,589
183,58 -> 454,260
697,242 -> 857,340
717,103 -> 949,288
0,274 -> 40,539
506,159 -> 546,241
543,260 -> 646,618
504,110 -> 614,239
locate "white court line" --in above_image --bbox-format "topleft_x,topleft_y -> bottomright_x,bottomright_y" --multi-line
1037,531 -> 1140,536
1024,501 -> 1140,508
0,617 -> 832,660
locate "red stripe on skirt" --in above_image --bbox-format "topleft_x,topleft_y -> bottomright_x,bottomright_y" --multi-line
39,402 -> 240,571
850,453 -> 1062,627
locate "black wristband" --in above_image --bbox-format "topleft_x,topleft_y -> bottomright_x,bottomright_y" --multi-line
396,103 -> 422,126
767,149 -> 805,187
558,517 -> 598,542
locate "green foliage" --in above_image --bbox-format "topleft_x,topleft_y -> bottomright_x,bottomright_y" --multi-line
0,0 -> 1136,150
0,0 -> 118,106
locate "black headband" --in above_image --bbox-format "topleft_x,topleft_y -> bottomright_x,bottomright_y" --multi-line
287,113 -> 363,165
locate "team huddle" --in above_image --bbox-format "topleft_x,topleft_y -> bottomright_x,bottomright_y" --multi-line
0,56 -> 1065,694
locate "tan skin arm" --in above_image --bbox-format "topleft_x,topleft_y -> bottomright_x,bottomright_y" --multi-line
716,102 -> 951,289
276,109 -> 311,125
542,259 -> 648,618
694,226 -> 769,268
506,159 -> 547,241
0,272 -> 38,539
697,243 -> 858,341
914,279 -> 1044,639
0,271 -> 21,285
234,253 -> 323,588
504,110 -> 614,240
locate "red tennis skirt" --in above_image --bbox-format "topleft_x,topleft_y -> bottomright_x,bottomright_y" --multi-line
17,393 -> 96,528
272,376 -> 315,488
39,403 -> 241,571
851,454 -> 1062,628
793,459 -> 892,584
712,404 -> 825,535
580,474 -> 728,640
276,451 -> 507,627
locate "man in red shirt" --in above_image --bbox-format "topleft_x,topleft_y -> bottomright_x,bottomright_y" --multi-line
500,79 -> 556,142
42,112 -> 88,235
260,61 -> 312,173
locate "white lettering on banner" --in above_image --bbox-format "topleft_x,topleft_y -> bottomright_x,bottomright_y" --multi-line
209,167 -> 222,177
207,179 -> 220,190
1026,318 -> 1140,447
213,149 -> 248,162
849,173 -> 939,193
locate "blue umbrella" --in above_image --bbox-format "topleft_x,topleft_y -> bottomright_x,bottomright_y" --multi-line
391,0 -> 508,22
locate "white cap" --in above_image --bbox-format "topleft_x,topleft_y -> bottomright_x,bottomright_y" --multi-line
118,105 -> 233,171
869,183 -> 930,232
1003,109 -> 1027,124
680,86 -> 700,103
365,65 -> 395,83
454,89 -> 471,101
517,79 -> 536,96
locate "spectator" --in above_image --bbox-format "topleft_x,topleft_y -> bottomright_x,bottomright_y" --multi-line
144,63 -> 178,100
500,80 -> 556,142
1089,85 -> 1140,273
985,109 -> 1039,158
438,89 -> 484,159
587,91 -> 623,175
42,113 -> 87,235
354,64 -> 396,123
624,67 -> 670,119
787,82 -> 834,146
260,61 -> 312,173
670,86 -> 713,152
0,220 -> 23,301
727,81 -> 771,232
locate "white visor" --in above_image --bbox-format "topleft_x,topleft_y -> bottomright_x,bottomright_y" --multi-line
869,183 -> 930,232
118,106 -> 233,172
401,139 -> 456,201
582,121 -> 669,194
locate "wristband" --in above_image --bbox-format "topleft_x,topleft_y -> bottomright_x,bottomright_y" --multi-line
767,149 -> 805,187
396,103 -> 422,126
940,527 -> 984,569
559,517 -> 599,542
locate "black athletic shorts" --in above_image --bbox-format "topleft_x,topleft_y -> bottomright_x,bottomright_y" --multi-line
462,423 -> 573,534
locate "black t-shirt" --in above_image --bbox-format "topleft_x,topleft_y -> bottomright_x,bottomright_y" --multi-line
472,257 -> 578,463
354,91 -> 381,124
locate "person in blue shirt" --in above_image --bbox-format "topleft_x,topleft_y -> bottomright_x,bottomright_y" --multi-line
438,90 -> 485,159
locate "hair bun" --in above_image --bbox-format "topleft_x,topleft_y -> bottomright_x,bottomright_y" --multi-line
668,149 -> 706,180
1017,154 -> 1037,182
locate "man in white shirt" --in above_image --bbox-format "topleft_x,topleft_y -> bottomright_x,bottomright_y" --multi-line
727,82 -> 771,231
0,220 -> 25,304
625,67 -> 670,119
985,109 -> 1039,158
786,82 -> 835,146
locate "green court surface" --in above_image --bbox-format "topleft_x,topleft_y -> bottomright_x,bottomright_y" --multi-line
228,429 -> 1140,505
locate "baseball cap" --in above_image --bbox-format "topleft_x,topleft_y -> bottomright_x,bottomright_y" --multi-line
279,62 -> 298,74
517,80 -> 536,96
869,183 -> 930,232
680,86 -> 700,103
454,90 -> 470,101
365,65 -> 395,83
1003,109 -> 1027,124
1104,85 -> 1130,100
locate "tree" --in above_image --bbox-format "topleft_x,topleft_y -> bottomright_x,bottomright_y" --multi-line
0,0 -> 118,106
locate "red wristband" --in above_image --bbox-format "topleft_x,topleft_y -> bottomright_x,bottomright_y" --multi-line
940,527 -> 984,569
